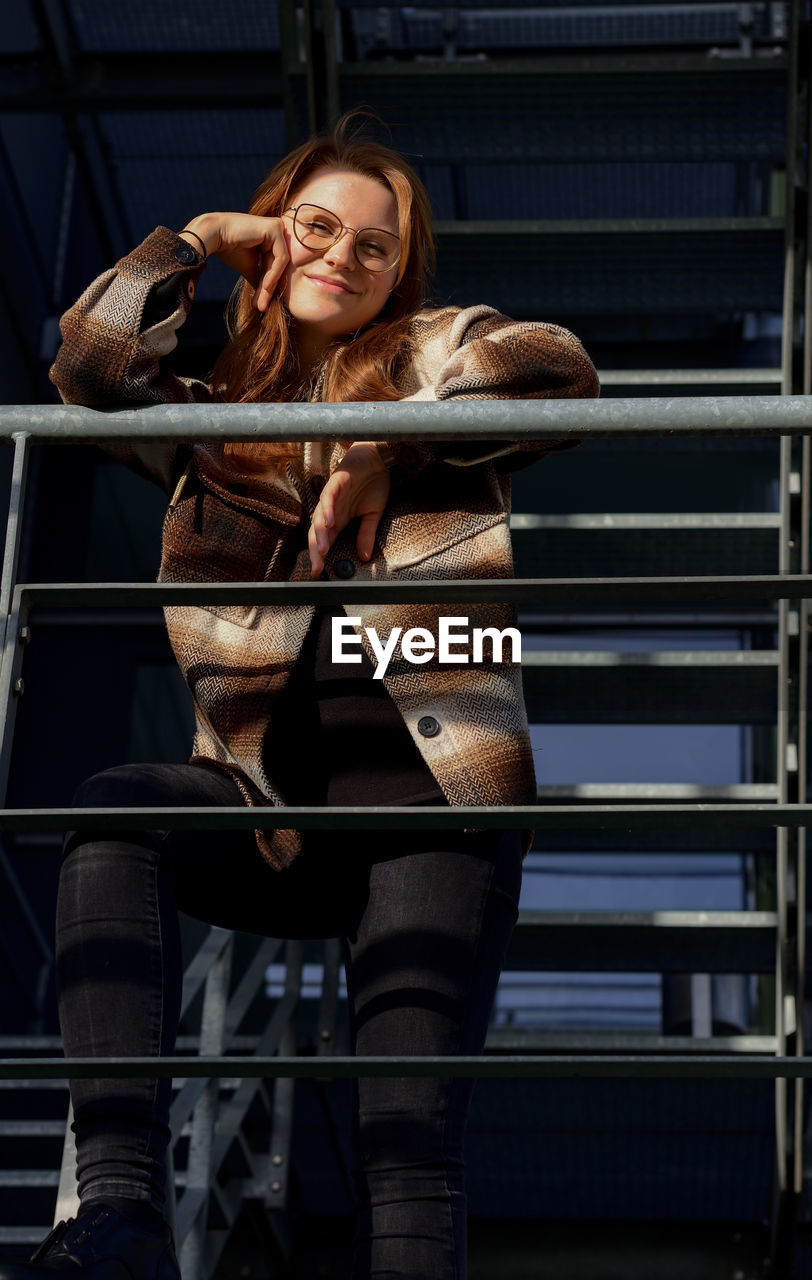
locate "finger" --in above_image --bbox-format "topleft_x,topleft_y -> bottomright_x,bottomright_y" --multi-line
321,490 -> 334,528
310,505 -> 331,556
308,525 -> 323,578
356,512 -> 379,562
254,228 -> 290,310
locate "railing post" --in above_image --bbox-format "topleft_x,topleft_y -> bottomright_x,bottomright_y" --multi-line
257,940 -> 303,1261
0,433 -> 32,798
178,928 -> 234,1280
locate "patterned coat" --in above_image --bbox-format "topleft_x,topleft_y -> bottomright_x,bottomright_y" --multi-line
50,226 -> 600,869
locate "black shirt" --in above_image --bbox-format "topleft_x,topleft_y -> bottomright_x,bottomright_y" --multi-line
262,605 -> 445,807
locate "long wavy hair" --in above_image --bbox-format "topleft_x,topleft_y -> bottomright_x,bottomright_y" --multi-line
210,111 -> 436,476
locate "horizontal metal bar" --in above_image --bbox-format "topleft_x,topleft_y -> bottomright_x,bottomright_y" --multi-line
3,1054 -> 812,1079
21,609 -> 786,630
15,576 -> 812,607
2,397 -> 812,440
1,803 -> 811,833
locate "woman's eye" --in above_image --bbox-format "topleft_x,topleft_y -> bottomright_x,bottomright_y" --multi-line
359,238 -> 386,257
308,220 -> 334,235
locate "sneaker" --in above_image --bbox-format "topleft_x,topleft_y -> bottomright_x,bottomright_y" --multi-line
0,1204 -> 180,1280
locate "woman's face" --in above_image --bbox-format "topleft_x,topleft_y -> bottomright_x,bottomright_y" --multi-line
279,166 -> 399,360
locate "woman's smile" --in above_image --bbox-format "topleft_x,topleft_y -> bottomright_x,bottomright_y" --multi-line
281,166 -> 397,365
306,272 -> 358,295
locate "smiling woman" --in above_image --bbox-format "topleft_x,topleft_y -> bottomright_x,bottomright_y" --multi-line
27,110 -> 600,1280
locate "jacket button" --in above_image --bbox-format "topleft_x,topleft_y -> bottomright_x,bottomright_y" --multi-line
335,558 -> 356,579
417,716 -> 440,738
174,244 -> 198,265
311,475 -> 326,495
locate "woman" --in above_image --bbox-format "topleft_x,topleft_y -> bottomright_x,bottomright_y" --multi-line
4,115 -> 599,1280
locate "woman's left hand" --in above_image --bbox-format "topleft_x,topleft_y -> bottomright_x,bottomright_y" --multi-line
308,443 -> 390,578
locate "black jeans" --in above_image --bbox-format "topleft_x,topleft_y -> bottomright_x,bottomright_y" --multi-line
56,762 -> 522,1280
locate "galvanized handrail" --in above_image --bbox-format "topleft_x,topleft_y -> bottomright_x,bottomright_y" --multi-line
0,395 -> 811,439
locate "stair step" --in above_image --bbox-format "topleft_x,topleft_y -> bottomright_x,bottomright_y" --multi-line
0,1121 -> 64,1137
485,1029 -> 777,1054
518,610 -> 779,628
506,910 -> 777,974
0,1227 -> 51,1245
598,369 -> 782,387
430,218 -> 784,317
338,57 -> 786,165
0,1038 -> 62,1053
513,513 -> 780,529
0,1080 -> 67,1090
512,516 -> 781,578
537,783 -> 778,801
522,655 -> 776,724
0,1172 -> 59,1187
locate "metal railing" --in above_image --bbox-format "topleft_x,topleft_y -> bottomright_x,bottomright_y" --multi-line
0,396 -> 810,1277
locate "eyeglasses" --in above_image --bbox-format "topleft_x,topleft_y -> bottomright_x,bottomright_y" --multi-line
285,203 -> 401,274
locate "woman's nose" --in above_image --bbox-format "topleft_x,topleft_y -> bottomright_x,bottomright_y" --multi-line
323,229 -> 356,268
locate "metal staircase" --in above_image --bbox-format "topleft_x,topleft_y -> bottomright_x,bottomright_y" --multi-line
0,0 -> 811,1277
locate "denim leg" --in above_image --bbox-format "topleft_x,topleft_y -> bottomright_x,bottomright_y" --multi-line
56,762 -> 250,1211
56,763 -> 377,1213
344,829 -> 522,1280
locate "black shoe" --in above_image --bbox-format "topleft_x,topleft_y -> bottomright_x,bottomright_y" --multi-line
0,1204 -> 180,1280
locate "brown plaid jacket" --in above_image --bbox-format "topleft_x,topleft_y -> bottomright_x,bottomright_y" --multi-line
51,227 -> 600,868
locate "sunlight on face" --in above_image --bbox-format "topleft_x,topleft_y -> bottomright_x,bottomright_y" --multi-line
280,167 -> 399,364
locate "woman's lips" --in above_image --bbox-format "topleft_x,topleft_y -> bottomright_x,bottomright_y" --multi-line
307,274 -> 355,295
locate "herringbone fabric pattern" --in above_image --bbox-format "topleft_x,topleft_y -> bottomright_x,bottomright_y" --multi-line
51,227 -> 600,869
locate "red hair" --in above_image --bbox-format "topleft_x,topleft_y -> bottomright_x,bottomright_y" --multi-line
210,111 -> 436,476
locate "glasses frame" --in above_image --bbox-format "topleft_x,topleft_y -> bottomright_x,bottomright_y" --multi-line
285,203 -> 401,274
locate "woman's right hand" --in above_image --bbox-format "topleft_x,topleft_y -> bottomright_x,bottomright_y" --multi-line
179,212 -> 290,312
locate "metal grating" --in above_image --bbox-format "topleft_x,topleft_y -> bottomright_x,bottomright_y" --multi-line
297,1076 -> 775,1219
65,0 -> 281,52
512,524 -> 780,578
432,223 -> 784,315
348,5 -> 776,55
462,161 -> 749,220
338,67 -> 786,163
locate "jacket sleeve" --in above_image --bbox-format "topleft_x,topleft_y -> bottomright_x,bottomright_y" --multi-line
374,304 -> 600,483
49,226 -> 210,494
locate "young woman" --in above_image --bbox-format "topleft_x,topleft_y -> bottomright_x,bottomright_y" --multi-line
2,115 -> 599,1280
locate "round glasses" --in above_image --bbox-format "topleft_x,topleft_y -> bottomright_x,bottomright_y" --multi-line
286,203 -> 401,274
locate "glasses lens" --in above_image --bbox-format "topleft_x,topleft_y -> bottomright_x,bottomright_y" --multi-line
354,229 -> 400,273
295,204 -> 400,273
295,205 -> 342,247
